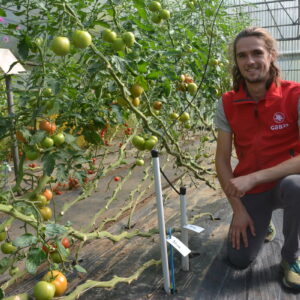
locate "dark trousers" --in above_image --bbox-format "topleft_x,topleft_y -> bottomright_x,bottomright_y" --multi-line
227,175 -> 300,269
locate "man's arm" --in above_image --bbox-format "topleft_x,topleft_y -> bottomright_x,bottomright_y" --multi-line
215,130 -> 255,249
225,155 -> 300,198
225,128 -> 300,197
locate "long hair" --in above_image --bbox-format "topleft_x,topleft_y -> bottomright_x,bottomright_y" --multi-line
230,27 -> 280,92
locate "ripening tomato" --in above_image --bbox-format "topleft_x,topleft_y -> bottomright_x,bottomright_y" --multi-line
43,189 -> 53,201
43,270 -> 68,297
16,131 -> 26,143
130,84 -> 144,97
39,207 -> 52,221
35,194 -> 48,208
114,176 -> 121,182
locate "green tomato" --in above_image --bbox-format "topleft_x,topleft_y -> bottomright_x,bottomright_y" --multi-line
1,242 -> 17,254
149,1 -> 161,12
144,138 -> 157,151
0,231 -> 6,242
41,137 -> 54,149
132,135 -> 145,151
187,83 -> 198,95
51,37 -> 70,56
150,136 -> 158,143
179,112 -> 190,122
33,281 -> 56,300
184,122 -> 191,129
112,38 -> 126,51
50,248 -> 70,263
151,14 -> 162,24
42,88 -> 53,98
72,30 -> 92,49
135,159 -> 145,166
102,29 -> 117,43
122,32 -> 135,47
170,112 -> 179,120
52,133 -> 65,146
9,266 -> 19,276
160,9 -> 171,20
35,194 -> 48,208
25,150 -> 40,161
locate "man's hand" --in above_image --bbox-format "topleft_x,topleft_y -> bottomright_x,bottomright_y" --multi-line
225,174 -> 257,198
229,204 -> 256,250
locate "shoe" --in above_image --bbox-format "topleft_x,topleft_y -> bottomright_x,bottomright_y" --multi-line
281,258 -> 300,290
264,220 -> 276,242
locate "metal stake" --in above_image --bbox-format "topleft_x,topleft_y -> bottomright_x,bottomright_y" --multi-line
5,75 -> 19,179
180,186 -> 189,271
151,150 -> 171,294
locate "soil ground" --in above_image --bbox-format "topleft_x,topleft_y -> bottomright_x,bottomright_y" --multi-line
0,140 -> 299,300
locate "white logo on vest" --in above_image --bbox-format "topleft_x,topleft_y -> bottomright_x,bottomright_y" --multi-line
273,112 -> 285,123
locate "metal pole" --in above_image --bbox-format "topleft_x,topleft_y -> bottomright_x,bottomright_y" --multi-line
151,150 -> 171,295
5,75 -> 19,179
298,0 -> 300,36
180,187 -> 189,271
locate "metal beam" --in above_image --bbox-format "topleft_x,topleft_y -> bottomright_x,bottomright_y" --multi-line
226,0 -> 294,8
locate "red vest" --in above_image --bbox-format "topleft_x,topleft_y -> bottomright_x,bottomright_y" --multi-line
222,80 -> 300,194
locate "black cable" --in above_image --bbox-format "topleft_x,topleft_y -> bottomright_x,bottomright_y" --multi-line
160,167 -> 180,195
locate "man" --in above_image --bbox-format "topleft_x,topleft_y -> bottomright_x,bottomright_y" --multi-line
215,27 -> 300,290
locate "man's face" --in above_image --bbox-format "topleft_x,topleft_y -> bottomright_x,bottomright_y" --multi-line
235,36 -> 274,84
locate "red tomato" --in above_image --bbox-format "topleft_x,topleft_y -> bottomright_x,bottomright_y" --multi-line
61,237 -> 70,248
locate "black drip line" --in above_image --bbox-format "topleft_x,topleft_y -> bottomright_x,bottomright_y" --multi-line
160,167 -> 180,195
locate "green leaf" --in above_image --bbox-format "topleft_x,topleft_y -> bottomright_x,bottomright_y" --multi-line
30,131 -> 46,145
17,37 -> 30,60
0,9 -> 7,17
74,264 -> 87,273
45,224 -> 67,238
147,71 -> 163,80
14,202 -> 38,220
42,153 -> 55,176
56,241 -> 68,257
7,24 -> 18,30
26,247 -> 46,274
93,20 -> 110,28
133,0 -> 147,20
13,233 -> 38,248
0,257 -> 11,275
0,288 -> 4,299
82,129 -> 101,145
64,133 -> 76,144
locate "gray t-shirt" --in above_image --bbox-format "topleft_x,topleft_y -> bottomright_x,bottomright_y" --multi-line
214,98 -> 300,132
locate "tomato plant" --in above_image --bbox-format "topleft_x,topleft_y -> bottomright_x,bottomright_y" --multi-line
0,0 -> 248,297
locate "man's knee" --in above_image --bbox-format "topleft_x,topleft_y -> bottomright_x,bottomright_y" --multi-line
280,175 -> 300,192
227,249 -> 253,269
280,175 -> 300,206
227,239 -> 255,269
